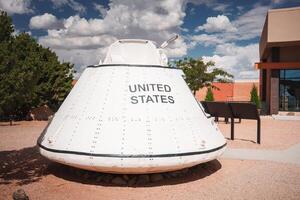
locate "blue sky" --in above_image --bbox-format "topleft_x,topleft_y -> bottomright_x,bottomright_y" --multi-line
1,0 -> 300,79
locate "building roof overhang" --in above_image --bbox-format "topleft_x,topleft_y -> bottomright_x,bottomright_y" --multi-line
255,62 -> 300,69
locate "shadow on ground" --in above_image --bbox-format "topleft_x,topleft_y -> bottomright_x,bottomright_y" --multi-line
225,137 -> 256,144
0,146 -> 222,187
0,123 -> 20,126
0,146 -> 49,185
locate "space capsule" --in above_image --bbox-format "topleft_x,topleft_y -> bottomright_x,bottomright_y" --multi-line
37,36 -> 226,174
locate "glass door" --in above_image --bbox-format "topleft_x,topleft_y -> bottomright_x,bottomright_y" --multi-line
279,69 -> 300,111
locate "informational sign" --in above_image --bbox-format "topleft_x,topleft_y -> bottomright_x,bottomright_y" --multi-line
129,83 -> 175,104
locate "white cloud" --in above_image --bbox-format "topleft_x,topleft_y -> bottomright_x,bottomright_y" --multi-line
61,15 -> 109,36
39,34 -> 116,50
271,0 -> 287,4
189,4 -> 268,80
29,13 -> 64,29
232,5 -> 270,40
195,15 -> 237,33
188,0 -> 229,12
0,0 -> 33,14
38,0 -> 188,75
32,1 -> 264,80
212,3 -> 229,12
190,34 -> 224,47
191,5 -> 270,47
50,0 -> 86,14
54,48 -> 108,76
12,28 -> 20,36
165,36 -> 187,57
203,43 -> 259,79
93,3 -> 108,18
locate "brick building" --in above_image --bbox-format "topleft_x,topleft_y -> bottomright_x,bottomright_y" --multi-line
195,80 -> 259,102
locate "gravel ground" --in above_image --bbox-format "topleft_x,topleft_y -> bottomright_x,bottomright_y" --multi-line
217,116 -> 300,150
0,120 -> 300,200
0,121 -> 48,151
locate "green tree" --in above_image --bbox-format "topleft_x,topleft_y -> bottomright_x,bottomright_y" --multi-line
205,87 -> 214,101
0,11 -> 74,124
0,10 -> 14,41
0,33 -> 39,123
174,57 -> 233,95
250,84 -> 261,109
33,46 -> 74,111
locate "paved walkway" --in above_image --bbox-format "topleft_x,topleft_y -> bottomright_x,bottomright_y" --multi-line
221,143 -> 300,165
272,115 -> 300,121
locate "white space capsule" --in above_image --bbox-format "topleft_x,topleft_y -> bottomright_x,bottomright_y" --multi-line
38,36 -> 226,174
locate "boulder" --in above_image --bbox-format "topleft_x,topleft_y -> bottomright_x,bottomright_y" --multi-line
150,173 -> 163,182
102,174 -> 114,183
111,176 -> 127,186
83,172 -> 90,179
13,189 -> 29,200
96,175 -> 103,182
128,176 -> 137,186
136,174 -> 150,185
122,174 -> 129,181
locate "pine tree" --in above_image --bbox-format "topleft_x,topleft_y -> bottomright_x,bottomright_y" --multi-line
205,87 -> 214,101
250,84 -> 261,109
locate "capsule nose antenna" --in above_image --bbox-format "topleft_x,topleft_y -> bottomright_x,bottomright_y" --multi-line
160,35 -> 179,49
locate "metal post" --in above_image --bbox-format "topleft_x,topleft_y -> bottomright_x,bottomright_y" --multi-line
215,117 -> 219,122
257,118 -> 261,144
231,117 -> 234,140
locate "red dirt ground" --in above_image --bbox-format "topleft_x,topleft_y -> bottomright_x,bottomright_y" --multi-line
1,120 -> 300,200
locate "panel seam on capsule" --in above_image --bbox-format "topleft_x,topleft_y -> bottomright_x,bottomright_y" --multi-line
38,142 -> 226,158
87,64 -> 181,70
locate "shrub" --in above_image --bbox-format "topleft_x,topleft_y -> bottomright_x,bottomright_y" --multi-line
250,84 -> 261,108
205,87 -> 214,101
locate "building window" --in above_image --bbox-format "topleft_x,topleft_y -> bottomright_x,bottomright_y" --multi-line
279,69 -> 300,111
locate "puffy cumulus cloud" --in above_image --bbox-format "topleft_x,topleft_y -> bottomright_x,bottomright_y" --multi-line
189,5 -> 267,80
54,48 -> 108,77
0,0 -> 33,14
37,0 -> 188,75
191,5 -> 270,47
203,43 -> 259,79
29,13 -> 64,29
50,0 -> 86,14
195,15 -> 237,33
39,33 -> 116,50
165,36 -> 187,57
